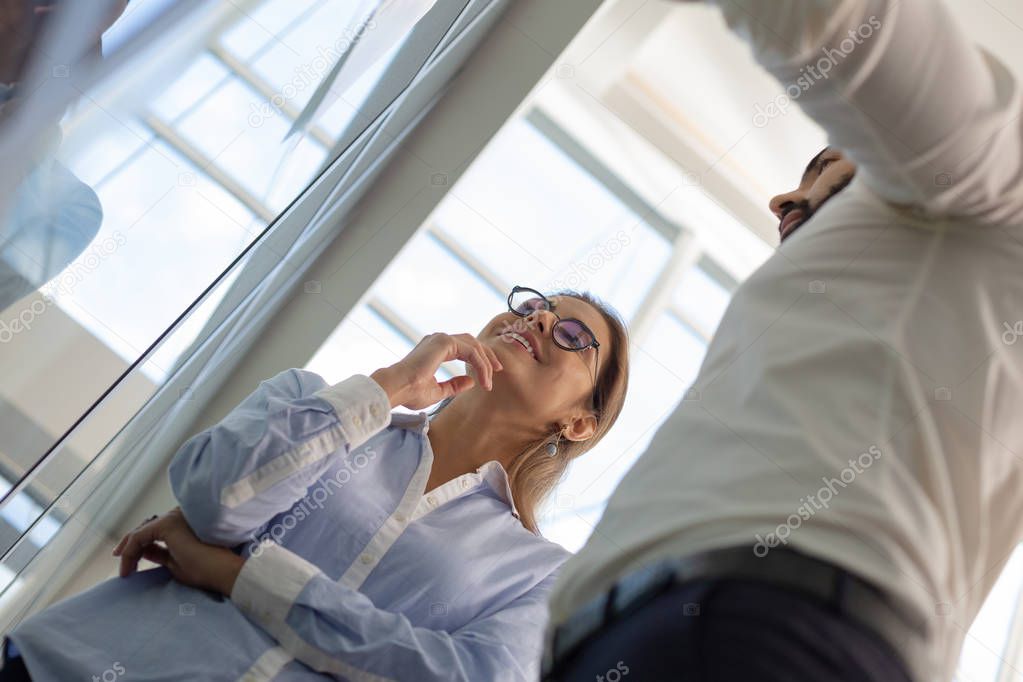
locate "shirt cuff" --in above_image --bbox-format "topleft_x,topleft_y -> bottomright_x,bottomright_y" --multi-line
312,374 -> 392,450
231,540 -> 320,632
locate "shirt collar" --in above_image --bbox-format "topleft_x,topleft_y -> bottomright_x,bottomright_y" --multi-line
390,409 -> 431,432
399,411 -> 520,519
475,460 -> 520,520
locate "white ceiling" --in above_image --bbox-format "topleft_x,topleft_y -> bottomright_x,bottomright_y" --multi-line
555,0 -> 1023,245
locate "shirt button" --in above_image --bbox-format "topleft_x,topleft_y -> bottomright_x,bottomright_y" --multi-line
352,415 -> 362,426
360,553 -> 374,565
427,495 -> 437,506
460,479 -> 470,489
395,512 -> 406,523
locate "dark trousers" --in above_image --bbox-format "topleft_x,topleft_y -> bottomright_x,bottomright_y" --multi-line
0,639 -> 31,682
549,578 -> 914,681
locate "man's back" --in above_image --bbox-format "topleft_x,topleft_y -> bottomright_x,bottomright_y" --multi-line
546,1 -> 1023,679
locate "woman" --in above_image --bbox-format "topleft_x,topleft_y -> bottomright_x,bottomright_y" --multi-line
1,285 -> 630,681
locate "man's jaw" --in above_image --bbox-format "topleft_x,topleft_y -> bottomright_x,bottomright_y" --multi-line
777,171 -> 856,243
778,207 -> 807,241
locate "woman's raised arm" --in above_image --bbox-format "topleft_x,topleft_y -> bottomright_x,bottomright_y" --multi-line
168,332 -> 501,548
167,368 -> 392,547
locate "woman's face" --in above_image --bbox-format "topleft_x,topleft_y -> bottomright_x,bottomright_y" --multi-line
475,295 -> 612,438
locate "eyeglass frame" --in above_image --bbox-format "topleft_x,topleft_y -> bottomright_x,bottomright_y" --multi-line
506,285 -> 602,414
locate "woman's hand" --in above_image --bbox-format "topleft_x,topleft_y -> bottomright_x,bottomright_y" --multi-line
371,332 -> 503,410
112,507 -> 245,597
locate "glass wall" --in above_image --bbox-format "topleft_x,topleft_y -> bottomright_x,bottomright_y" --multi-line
0,0 -> 445,609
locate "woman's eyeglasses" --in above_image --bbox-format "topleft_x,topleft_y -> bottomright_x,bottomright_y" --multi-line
506,285 -> 602,412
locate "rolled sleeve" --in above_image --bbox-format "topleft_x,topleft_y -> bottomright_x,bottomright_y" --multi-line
231,540 -> 320,632
228,540 -> 561,681
168,369 -> 394,547
312,374 -> 392,451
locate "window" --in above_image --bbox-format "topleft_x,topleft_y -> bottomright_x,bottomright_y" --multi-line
41,0 -> 396,389
672,256 -> 736,341
541,278 -> 729,551
0,0 -> 441,602
958,548 -> 1023,681
301,100 -> 749,555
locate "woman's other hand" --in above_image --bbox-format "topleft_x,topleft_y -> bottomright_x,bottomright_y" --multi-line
371,332 -> 503,410
112,507 -> 245,596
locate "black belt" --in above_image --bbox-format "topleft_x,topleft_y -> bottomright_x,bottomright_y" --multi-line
541,545 -> 931,680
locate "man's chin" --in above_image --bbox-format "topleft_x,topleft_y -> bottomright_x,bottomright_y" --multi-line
778,216 -> 807,242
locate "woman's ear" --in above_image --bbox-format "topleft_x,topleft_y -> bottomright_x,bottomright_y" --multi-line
563,413 -> 597,443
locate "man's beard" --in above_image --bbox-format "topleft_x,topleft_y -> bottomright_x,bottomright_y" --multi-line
779,171 -> 855,242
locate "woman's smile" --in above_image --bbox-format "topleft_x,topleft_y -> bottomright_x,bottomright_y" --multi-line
500,330 -> 538,361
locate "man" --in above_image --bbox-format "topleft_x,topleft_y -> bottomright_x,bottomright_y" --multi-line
773,147 -> 857,243
542,0 -> 1023,680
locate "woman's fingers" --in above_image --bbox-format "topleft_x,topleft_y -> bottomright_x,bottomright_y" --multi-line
470,341 -> 492,390
443,334 -> 484,389
437,374 -> 475,398
115,519 -> 162,577
112,516 -> 155,557
452,334 -> 497,390
483,342 -> 503,372
112,533 -> 130,557
113,516 -> 154,556
141,544 -> 172,568
389,332 -> 505,408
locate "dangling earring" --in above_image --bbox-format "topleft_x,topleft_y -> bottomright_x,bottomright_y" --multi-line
545,427 -> 564,457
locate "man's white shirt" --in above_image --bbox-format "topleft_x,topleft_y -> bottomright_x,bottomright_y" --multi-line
546,1 -> 1023,680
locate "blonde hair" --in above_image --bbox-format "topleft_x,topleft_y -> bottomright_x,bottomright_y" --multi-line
431,290 -> 631,534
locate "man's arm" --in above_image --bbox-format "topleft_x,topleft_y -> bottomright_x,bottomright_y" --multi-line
682,0 -> 1023,223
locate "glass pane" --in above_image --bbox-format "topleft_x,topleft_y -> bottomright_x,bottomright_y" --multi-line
372,234 -> 506,338
219,0 -> 320,61
54,140 -> 257,379
673,261 -> 733,339
0,0 -> 473,618
149,53 -> 231,123
173,77 -> 328,213
317,40 -> 405,139
641,312 -> 709,383
249,2 -> 371,108
540,314 -> 708,550
144,264 -> 245,385
57,116 -> 155,189
431,117 -> 671,321
958,547 -> 1023,681
307,304 -> 415,386
305,304 -> 458,415
0,0 -> 450,494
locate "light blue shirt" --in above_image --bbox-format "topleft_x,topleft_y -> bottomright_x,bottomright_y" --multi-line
8,368 -> 569,681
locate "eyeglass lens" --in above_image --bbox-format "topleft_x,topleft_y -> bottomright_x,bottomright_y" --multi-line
509,290 -> 594,351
